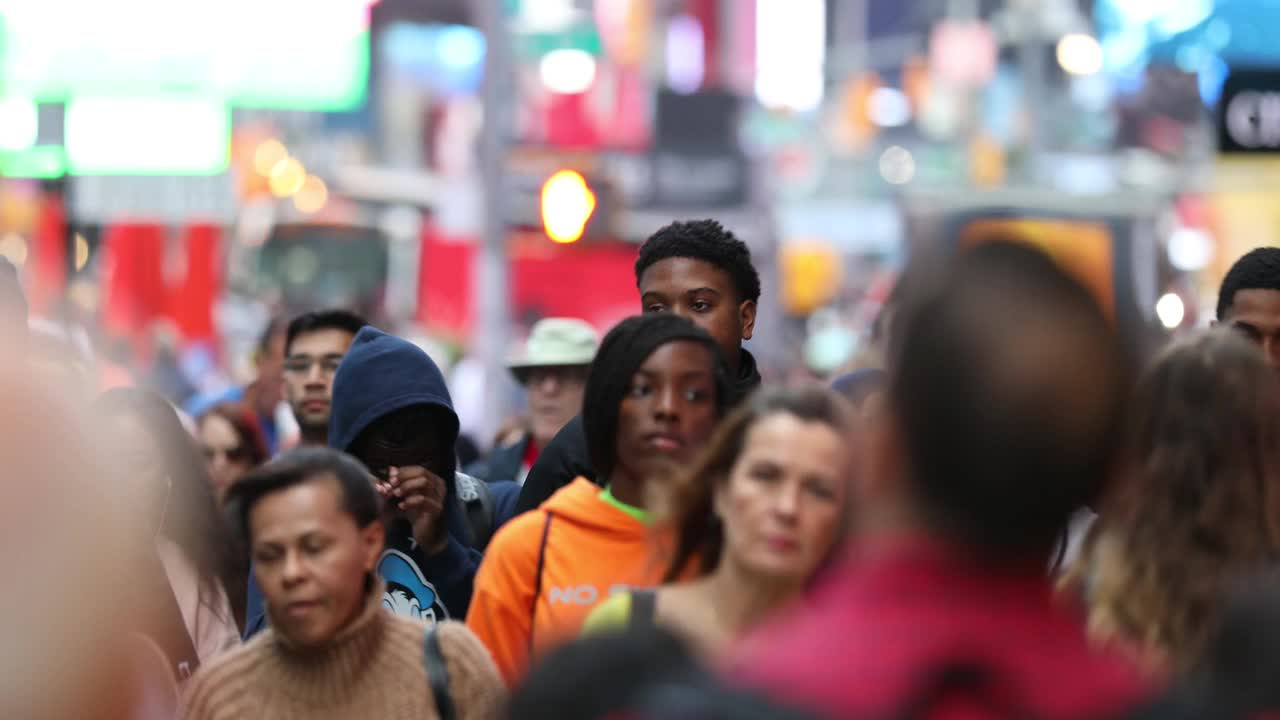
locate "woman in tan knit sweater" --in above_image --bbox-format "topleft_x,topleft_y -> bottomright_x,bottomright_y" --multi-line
184,448 -> 504,720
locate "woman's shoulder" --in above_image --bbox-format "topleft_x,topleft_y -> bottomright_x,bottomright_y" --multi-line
384,619 -> 505,717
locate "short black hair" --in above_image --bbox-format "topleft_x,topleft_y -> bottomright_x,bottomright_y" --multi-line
1217,248 -> 1280,321
890,241 -> 1128,559
583,314 -> 730,480
285,309 -> 367,356
224,447 -> 380,547
635,219 -> 761,304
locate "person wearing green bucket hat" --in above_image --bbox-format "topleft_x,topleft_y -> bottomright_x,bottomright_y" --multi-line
466,318 -> 599,489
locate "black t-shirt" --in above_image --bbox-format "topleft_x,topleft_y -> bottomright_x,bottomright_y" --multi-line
513,349 -> 761,515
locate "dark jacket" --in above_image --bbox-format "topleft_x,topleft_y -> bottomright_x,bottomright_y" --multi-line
513,348 -> 762,515
465,434 -> 531,486
329,326 -> 482,622
464,438 -> 527,532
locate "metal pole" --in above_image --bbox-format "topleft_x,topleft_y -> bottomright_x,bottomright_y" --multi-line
475,0 -> 512,446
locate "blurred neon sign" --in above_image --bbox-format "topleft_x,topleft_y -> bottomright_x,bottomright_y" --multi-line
0,0 -> 375,110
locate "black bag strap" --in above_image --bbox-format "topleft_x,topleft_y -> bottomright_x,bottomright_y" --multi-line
455,472 -> 495,550
424,625 -> 456,720
629,590 -> 658,630
528,512 -> 554,651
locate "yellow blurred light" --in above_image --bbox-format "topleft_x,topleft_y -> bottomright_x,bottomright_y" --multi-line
73,233 -> 90,271
541,170 -> 596,244
268,157 -> 306,197
1057,34 -> 1103,76
293,175 -> 329,214
253,139 -> 288,176
0,233 -> 28,267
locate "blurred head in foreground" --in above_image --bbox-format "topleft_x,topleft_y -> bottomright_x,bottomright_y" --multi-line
863,240 -> 1128,564
0,369 -> 172,718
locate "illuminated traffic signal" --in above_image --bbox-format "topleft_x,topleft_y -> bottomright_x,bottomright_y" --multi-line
540,169 -> 596,244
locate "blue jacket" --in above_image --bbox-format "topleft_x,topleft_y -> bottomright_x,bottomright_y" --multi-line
243,327 -> 482,638
329,326 -> 481,623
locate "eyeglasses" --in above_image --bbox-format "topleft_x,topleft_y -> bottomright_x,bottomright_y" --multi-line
283,356 -> 344,376
525,366 -> 589,388
203,445 -> 250,463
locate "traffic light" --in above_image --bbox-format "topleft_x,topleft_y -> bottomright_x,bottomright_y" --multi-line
540,169 -> 596,244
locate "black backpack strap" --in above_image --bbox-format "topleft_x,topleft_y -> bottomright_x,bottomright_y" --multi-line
424,625 -> 456,720
455,472 -> 494,550
528,512 -> 554,651
629,590 -> 658,630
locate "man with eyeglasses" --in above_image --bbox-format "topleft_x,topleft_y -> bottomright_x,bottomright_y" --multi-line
282,310 -> 366,448
242,309 -> 365,639
466,318 -> 598,488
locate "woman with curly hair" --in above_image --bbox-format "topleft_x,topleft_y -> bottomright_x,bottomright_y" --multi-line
1068,327 -> 1280,675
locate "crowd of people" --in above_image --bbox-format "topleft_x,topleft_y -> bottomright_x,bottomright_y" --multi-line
6,220 -> 1280,719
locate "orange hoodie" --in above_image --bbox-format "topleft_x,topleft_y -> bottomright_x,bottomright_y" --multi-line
465,478 -> 671,685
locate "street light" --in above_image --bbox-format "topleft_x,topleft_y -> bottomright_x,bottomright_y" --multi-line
1057,33 -> 1103,75
540,170 -> 596,243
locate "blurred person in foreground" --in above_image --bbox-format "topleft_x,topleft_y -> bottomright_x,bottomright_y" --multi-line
466,317 -> 598,488
0,370 -> 187,719
185,448 -> 504,720
729,241 -> 1152,718
1065,328 -> 1280,677
197,403 -> 270,502
514,219 -> 761,515
582,386 -> 853,660
0,255 -> 26,339
1216,246 -> 1280,372
186,317 -> 288,454
97,389 -> 245,670
507,626 -> 814,720
467,314 -> 729,685
281,309 -> 366,449
1129,581 -> 1280,719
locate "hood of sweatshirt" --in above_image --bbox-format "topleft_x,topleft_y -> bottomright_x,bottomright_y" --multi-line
329,326 -> 460,464
539,477 -> 652,541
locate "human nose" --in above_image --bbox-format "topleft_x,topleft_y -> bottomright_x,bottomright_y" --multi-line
281,549 -> 307,587
772,480 -> 801,522
654,385 -> 679,421
1264,336 -> 1280,368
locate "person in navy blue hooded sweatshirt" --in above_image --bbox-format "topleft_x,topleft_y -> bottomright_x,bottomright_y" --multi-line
325,325 -> 486,622
243,326 -> 486,635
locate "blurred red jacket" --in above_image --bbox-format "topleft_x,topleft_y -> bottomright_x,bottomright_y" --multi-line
728,535 -> 1155,720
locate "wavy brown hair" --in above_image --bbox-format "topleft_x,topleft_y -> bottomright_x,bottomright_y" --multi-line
1078,327 -> 1280,674
661,385 -> 854,582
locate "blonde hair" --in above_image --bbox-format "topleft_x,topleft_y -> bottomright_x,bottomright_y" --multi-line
1071,329 -> 1280,674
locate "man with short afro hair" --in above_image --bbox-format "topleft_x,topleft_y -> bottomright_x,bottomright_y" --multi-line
1217,247 -> 1280,372
513,218 -> 764,516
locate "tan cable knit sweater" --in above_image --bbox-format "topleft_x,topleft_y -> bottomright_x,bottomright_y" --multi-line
183,585 -> 504,720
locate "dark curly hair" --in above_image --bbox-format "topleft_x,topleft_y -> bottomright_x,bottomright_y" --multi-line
1077,328 -> 1280,675
635,220 -> 761,304
1217,247 -> 1280,321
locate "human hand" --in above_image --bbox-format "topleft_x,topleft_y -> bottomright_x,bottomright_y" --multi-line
378,465 -> 448,555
